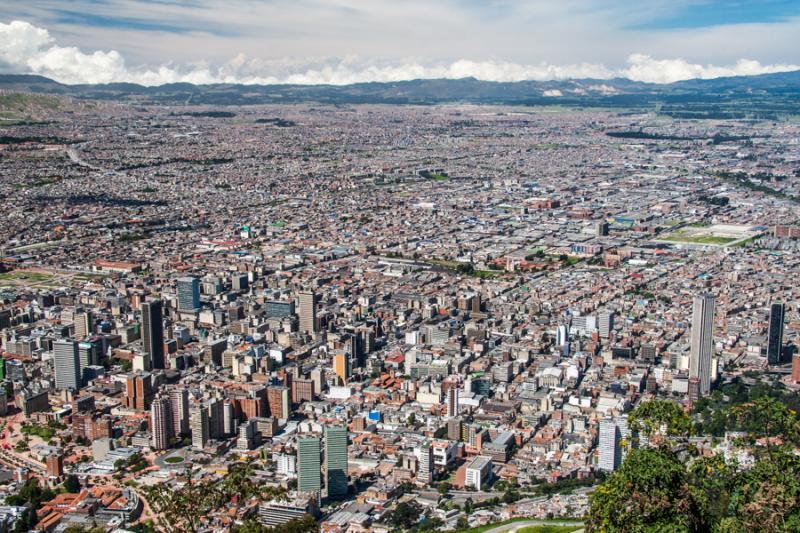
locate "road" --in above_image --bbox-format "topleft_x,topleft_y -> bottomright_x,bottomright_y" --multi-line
482,519 -> 584,533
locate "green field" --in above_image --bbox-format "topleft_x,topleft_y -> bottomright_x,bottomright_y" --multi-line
455,518 -> 583,533
164,456 -> 184,464
0,271 -> 54,283
660,232 -> 737,245
517,526 -> 581,533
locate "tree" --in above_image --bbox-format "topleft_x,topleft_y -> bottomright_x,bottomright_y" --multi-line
63,474 -> 81,493
437,482 -> 451,495
463,497 -> 473,515
587,448 -> 701,532
456,516 -> 469,530
389,501 -> 422,530
629,399 -> 694,446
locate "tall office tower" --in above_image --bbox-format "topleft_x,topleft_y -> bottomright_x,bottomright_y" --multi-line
297,436 -> 322,494
141,300 -> 165,369
446,387 -> 459,418
598,417 -> 621,472
325,425 -> 349,498
333,352 -> 350,384
53,339 -> 81,390
73,309 -> 92,339
151,396 -> 173,450
596,221 -> 610,237
556,325 -> 569,347
767,303 -> 786,365
205,398 -> 225,440
236,419 -> 258,451
169,388 -> 190,436
267,386 -> 291,420
292,378 -> 314,404
792,354 -> 800,385
689,294 -> 715,396
598,311 -> 614,339
223,401 -> 236,437
176,277 -> 201,312
232,274 -> 249,292
298,291 -> 317,335
191,408 -> 210,450
417,442 -> 433,484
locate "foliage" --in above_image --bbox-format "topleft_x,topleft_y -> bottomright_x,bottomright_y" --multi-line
629,399 -> 694,445
589,397 -> 800,532
387,500 -> 422,529
63,474 -> 81,493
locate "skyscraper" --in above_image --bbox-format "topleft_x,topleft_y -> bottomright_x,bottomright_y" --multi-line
598,417 -> 621,472
767,303 -> 785,365
191,408 -> 209,450
417,442 -> 433,484
297,436 -> 322,494
177,277 -> 201,312
142,300 -> 165,369
151,396 -> 173,450
446,387 -> 459,418
598,310 -> 614,339
53,339 -> 81,390
169,388 -> 190,436
299,291 -> 317,335
689,294 -> 715,396
73,309 -> 92,339
267,386 -> 291,420
325,425 -> 348,498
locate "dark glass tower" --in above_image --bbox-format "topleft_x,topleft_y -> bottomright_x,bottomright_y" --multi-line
767,303 -> 785,365
142,300 -> 165,369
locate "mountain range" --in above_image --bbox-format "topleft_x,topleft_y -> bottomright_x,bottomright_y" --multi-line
2,71 -> 800,118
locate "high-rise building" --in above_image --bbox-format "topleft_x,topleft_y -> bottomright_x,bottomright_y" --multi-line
446,387 -> 459,418
792,354 -> 800,384
298,291 -> 317,335
447,417 -> 462,441
267,386 -> 291,420
177,277 -> 201,312
767,303 -> 785,365
151,396 -> 173,450
53,339 -> 81,390
325,425 -> 348,498
417,442 -> 433,484
125,372 -> 154,411
598,417 -> 621,472
169,388 -> 190,436
191,408 -> 210,450
297,436 -> 322,494
46,452 -> 64,479
73,309 -> 92,339
598,311 -> 614,339
689,294 -> 715,396
142,300 -> 165,369
333,352 -> 350,384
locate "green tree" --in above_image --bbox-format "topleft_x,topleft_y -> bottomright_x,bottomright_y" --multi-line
389,501 -> 422,529
63,474 -> 81,493
629,399 -> 694,446
587,448 -> 701,532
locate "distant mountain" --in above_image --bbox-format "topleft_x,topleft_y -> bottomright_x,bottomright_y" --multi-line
1,71 -> 799,118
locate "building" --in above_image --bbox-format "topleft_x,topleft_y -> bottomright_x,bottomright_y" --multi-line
125,372 -> 154,411
325,425 -> 348,498
465,456 -> 492,490
141,300 -> 165,369
45,452 -> 64,480
151,396 -> 173,450
333,352 -> 349,384
417,442 -> 433,484
297,436 -> 322,494
598,417 -> 621,472
767,303 -> 785,365
191,409 -> 210,450
265,300 -> 295,318
53,339 -> 81,390
446,387 -> 459,418
298,291 -> 317,335
267,386 -> 291,420
598,311 -> 614,339
792,354 -> 800,384
176,277 -> 201,312
689,294 -> 715,396
73,309 -> 93,339
169,388 -> 190,436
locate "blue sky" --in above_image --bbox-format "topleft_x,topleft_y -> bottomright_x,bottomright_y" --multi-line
0,1 -> 799,85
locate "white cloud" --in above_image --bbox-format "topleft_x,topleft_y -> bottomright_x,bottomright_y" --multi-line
1,20 -> 798,86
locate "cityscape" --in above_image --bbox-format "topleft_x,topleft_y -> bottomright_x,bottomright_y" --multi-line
1,2 -> 800,533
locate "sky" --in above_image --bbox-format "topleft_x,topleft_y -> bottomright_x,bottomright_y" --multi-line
1,0 -> 799,85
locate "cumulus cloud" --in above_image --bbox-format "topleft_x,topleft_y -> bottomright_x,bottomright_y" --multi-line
1,20 -> 798,86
